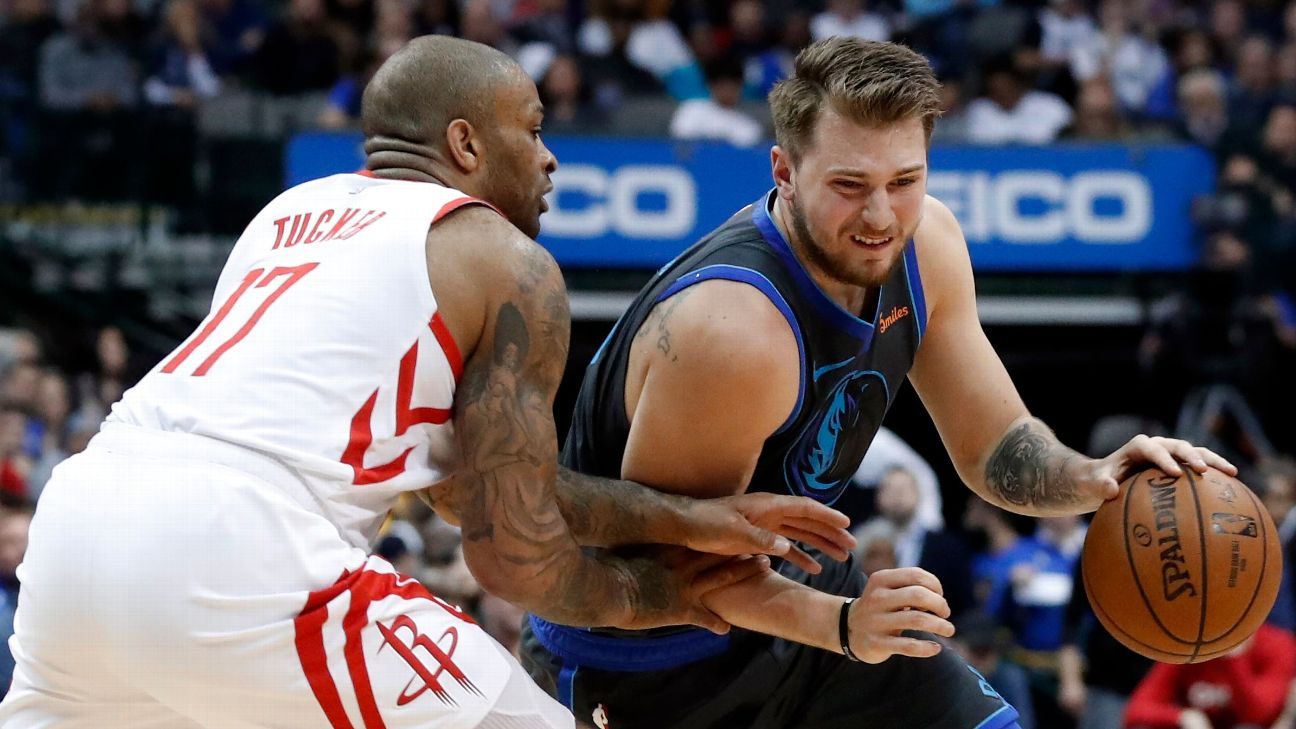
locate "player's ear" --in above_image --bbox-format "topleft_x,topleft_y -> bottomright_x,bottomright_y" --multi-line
446,119 -> 482,173
771,146 -> 794,201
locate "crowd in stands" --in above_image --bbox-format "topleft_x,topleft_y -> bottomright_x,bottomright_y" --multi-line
5,0 -> 1296,197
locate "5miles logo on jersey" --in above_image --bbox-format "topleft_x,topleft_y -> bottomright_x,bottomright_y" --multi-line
782,360 -> 888,505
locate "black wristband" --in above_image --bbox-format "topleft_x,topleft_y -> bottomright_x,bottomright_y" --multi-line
839,598 -> 862,662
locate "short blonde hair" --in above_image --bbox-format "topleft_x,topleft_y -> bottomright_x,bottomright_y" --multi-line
770,38 -> 941,162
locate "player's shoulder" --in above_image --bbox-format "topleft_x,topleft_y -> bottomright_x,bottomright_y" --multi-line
650,278 -> 799,377
429,204 -> 560,286
912,195 -> 975,311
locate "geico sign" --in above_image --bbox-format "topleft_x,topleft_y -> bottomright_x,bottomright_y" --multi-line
542,165 -> 697,238
928,170 -> 1152,244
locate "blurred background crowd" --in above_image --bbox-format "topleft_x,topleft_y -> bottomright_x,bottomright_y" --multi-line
3,0 -> 1296,727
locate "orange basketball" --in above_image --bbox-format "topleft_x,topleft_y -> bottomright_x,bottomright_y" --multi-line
1082,467 -> 1283,664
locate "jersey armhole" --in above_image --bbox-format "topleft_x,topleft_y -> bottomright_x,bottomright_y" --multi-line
652,264 -> 806,435
903,241 -> 929,342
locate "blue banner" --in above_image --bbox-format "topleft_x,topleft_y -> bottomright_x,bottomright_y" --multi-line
286,134 -> 1214,272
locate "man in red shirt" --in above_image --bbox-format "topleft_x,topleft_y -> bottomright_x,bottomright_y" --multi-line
1125,623 -> 1296,729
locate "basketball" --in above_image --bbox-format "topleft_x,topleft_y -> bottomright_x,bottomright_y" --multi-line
1082,467 -> 1283,664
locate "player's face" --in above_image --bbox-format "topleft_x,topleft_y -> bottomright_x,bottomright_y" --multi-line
774,110 -> 927,290
483,73 -> 557,239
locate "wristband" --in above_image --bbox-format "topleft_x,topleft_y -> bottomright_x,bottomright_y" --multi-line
839,598 -> 862,662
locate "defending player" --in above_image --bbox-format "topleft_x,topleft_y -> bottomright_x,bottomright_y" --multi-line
0,37 -> 854,728
520,38 -> 1236,729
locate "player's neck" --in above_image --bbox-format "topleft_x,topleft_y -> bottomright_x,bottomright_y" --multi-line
771,197 -> 873,317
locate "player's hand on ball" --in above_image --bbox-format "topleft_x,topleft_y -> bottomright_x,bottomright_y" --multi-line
682,493 -> 855,575
1086,435 -> 1237,503
624,548 -> 772,635
846,567 -> 954,663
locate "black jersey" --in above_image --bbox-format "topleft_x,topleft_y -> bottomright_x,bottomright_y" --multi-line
521,192 -> 1019,729
563,190 -> 927,507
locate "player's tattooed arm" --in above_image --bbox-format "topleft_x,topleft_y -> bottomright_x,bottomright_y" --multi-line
445,238 -> 759,631
984,418 -> 1087,511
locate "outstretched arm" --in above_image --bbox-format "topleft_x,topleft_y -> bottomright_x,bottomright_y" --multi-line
553,466 -> 852,574
908,198 -> 1234,516
427,208 -> 762,632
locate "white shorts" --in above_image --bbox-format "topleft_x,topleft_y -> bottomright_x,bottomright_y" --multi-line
0,425 -> 573,729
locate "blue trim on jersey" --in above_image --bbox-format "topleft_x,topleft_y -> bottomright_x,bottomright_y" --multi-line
750,192 -> 879,347
529,615 -> 730,672
902,242 -> 928,340
557,663 -> 576,710
653,264 -> 806,436
973,705 -> 1021,729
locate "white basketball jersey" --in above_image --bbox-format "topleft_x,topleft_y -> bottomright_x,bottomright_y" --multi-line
110,173 -> 487,548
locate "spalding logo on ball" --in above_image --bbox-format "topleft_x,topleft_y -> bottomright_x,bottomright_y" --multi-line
1082,467 -> 1283,664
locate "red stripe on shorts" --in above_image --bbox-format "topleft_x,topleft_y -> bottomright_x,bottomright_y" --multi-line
343,571 -> 389,729
295,571 -> 359,729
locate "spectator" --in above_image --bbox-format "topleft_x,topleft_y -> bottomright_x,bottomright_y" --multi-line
142,0 -> 222,209
1060,413 -> 1161,729
854,465 -> 975,617
810,0 -> 889,44
1261,102 -> 1296,192
723,0 -> 769,66
1174,68 -> 1232,152
97,0 -> 151,60
850,426 -> 945,530
1144,26 -> 1219,122
578,0 -> 705,101
850,518 -> 898,576
200,0 -> 267,74
1064,77 -> 1133,140
746,9 -> 810,98
1069,0 -> 1169,115
145,0 -> 222,111
1278,41 -> 1296,100
1261,458 -> 1296,629
0,409 -> 31,501
669,56 -> 763,146
412,0 -> 459,37
253,0 -> 341,96
1209,0 -> 1248,61
35,0 -> 140,200
79,326 -> 133,418
535,53 -> 607,134
1125,624 -> 1296,729
509,0 -> 575,54
930,70 -> 969,143
986,515 -> 1086,729
25,371 -> 70,502
949,611 -> 1037,729
1038,0 -> 1098,73
0,0 -> 61,183
966,55 -> 1073,144
1057,556 -> 1154,729
458,0 -> 515,55
0,362 -> 40,415
1229,35 -> 1278,138
965,497 -> 1028,606
0,506 -> 32,701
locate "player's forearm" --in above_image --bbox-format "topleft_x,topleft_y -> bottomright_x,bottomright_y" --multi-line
554,466 -> 690,548
699,570 -> 846,654
979,416 -> 1091,516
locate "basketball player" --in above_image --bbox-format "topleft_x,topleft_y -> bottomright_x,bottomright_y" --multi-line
520,38 -> 1237,729
0,37 -> 856,728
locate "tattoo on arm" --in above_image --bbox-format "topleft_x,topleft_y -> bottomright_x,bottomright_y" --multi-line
556,466 -> 699,548
984,420 -> 1084,511
634,287 -> 695,362
450,245 -> 677,626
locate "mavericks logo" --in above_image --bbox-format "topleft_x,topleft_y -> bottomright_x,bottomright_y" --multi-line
783,360 -> 888,504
